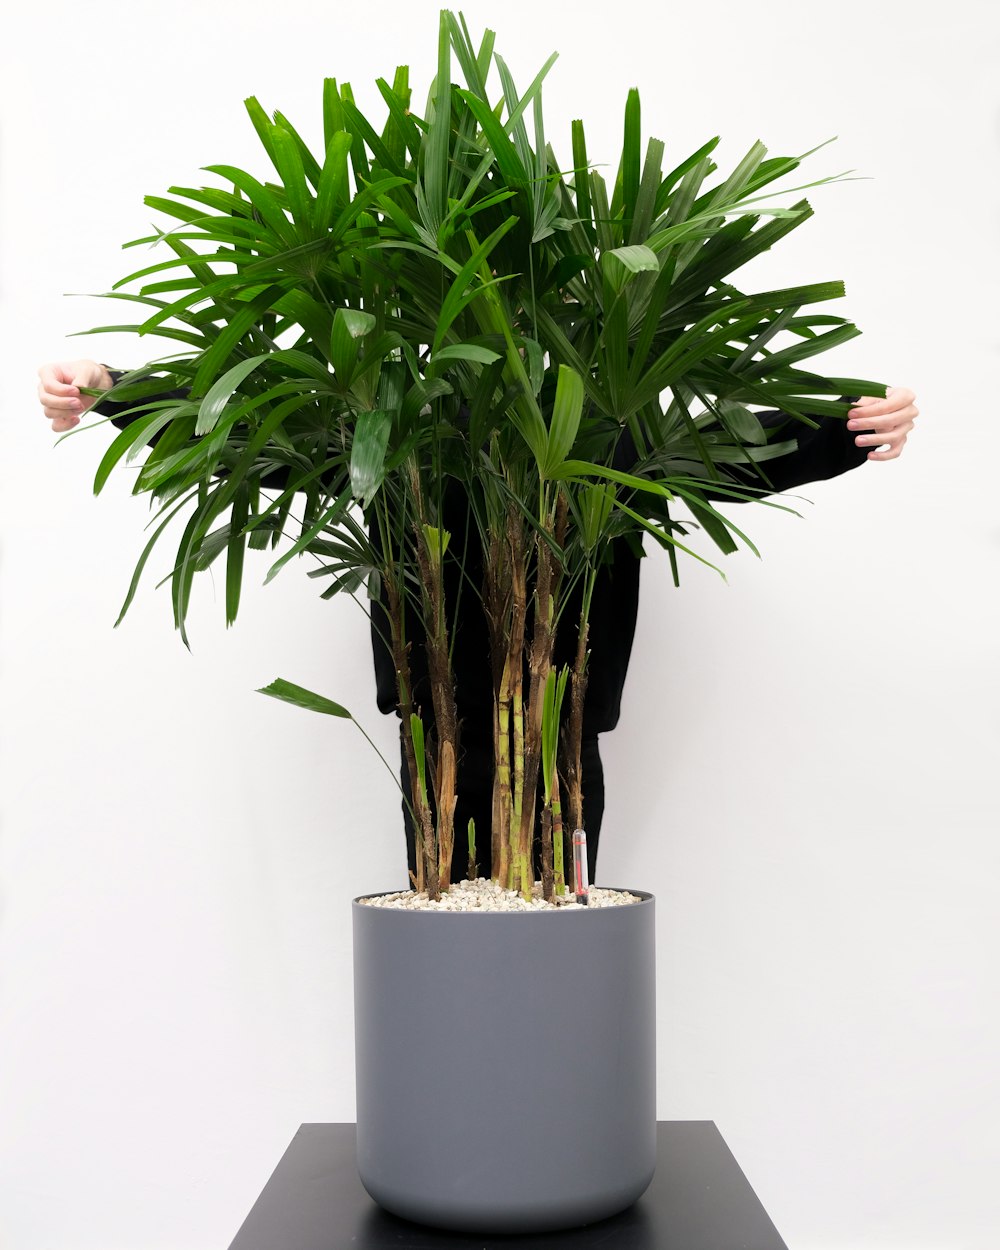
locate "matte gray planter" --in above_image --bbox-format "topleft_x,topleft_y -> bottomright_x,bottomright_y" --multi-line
352,890 -> 656,1234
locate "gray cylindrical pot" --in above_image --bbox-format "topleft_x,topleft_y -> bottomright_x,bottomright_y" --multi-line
352,890 -> 656,1234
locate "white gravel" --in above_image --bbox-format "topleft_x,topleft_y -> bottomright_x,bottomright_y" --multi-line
359,877 -> 643,911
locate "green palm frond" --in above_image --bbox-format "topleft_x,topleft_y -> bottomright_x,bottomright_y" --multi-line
81,8 -> 886,895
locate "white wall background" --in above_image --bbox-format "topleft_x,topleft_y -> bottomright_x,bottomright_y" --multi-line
1,1 -> 997,1246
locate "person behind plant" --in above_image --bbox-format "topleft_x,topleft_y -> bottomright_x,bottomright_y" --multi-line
35,358 -> 919,885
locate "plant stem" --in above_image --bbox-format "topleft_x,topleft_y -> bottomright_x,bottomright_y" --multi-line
467,816 -> 477,880
483,510 -> 512,885
408,460 -> 459,893
385,567 -> 432,895
518,528 -> 553,899
495,654 -> 513,888
551,769 -> 565,895
541,802 -> 555,902
507,508 -> 527,893
563,567 -> 596,835
518,489 -> 566,901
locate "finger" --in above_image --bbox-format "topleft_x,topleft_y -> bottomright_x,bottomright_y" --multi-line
848,388 -> 916,420
49,414 -> 81,433
848,403 -> 918,432
854,419 -> 914,448
43,404 -> 84,423
867,437 -> 906,461
863,424 -> 912,460
38,381 -> 84,406
38,362 -> 81,392
38,386 -> 86,417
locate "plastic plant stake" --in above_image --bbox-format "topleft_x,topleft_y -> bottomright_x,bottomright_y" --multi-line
572,829 -> 589,905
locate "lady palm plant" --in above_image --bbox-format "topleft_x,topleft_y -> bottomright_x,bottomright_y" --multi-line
79,10 -> 884,900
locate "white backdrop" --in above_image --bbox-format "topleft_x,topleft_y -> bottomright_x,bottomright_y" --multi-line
2,1 -> 997,1247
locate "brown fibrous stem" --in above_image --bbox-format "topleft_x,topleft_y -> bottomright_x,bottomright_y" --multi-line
562,567 -> 595,839
518,489 -> 567,902
384,568 -> 433,896
506,508 -> 528,893
484,512 -> 512,886
408,461 -> 459,896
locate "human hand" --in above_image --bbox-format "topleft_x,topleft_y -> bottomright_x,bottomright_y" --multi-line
846,386 -> 918,461
37,359 -> 115,433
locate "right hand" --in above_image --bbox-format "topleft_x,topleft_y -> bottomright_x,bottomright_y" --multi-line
37,359 -> 115,433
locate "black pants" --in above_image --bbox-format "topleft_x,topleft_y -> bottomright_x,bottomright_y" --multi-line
400,734 -> 605,887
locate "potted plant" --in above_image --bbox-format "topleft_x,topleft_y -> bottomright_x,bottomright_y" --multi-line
68,9 -> 884,1233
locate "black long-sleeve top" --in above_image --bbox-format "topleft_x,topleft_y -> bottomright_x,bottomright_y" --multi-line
364,402 -> 868,740
98,374 -> 868,738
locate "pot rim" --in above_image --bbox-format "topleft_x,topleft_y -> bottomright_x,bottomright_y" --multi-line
352,886 -> 654,911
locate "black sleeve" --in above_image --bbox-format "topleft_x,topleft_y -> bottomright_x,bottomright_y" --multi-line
96,367 -> 190,432
94,367 -> 291,490
703,396 -> 869,501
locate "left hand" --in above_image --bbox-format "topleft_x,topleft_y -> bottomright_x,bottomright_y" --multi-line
846,386 -> 918,461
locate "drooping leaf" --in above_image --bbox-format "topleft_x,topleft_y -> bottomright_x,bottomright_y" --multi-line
257,678 -> 353,718
330,307 -> 377,385
602,243 -> 659,280
426,343 -> 502,377
225,481 -> 250,626
194,354 -> 270,435
350,409 -> 393,507
540,364 -> 584,479
263,492 -> 353,585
